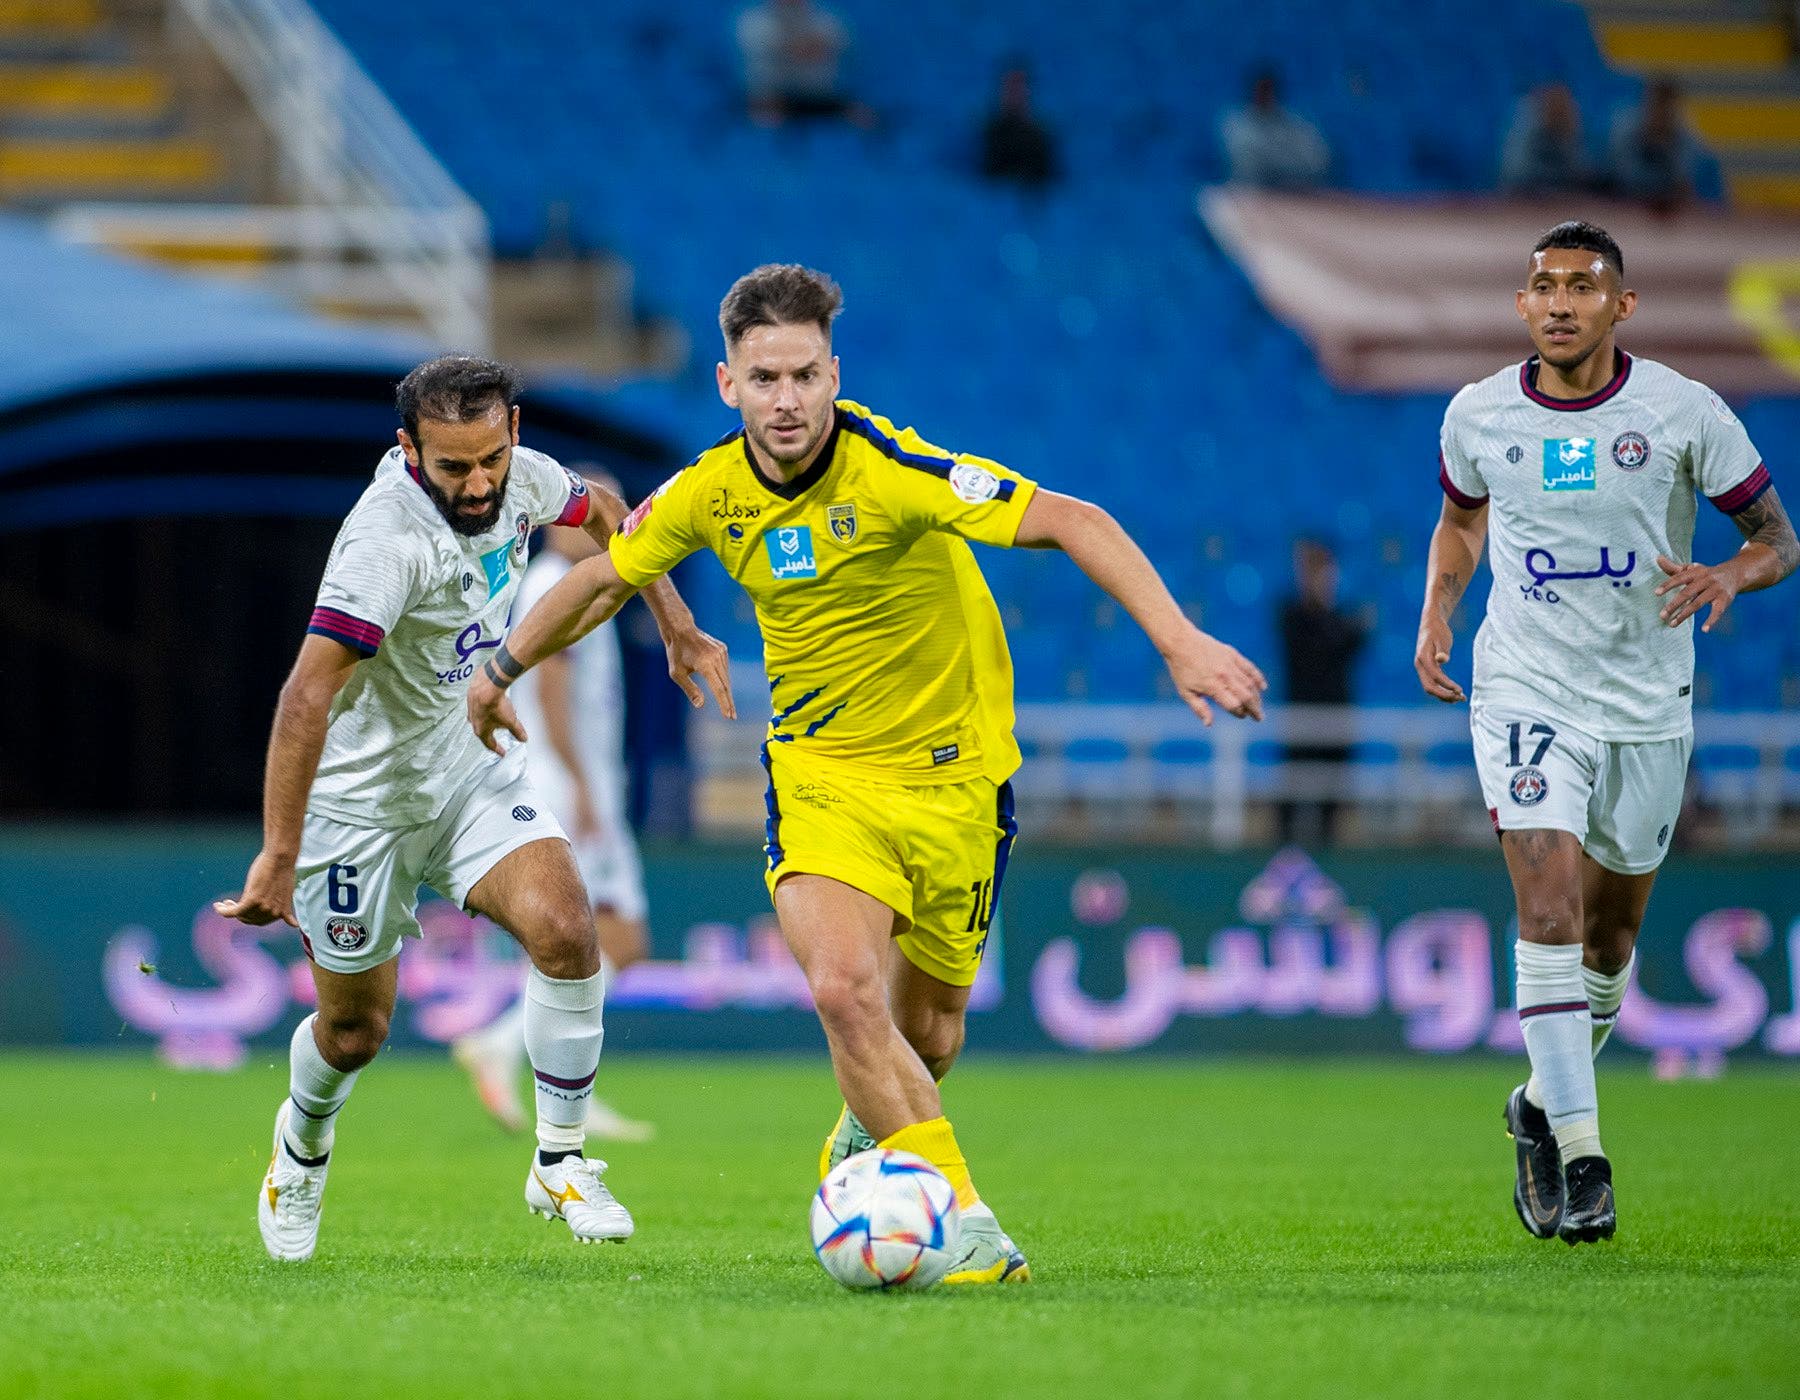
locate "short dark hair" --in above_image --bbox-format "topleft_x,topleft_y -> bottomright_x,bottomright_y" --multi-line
1532,220 -> 1624,280
396,355 -> 521,444
719,264 -> 843,349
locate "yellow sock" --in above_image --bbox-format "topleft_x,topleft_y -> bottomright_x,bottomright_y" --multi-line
879,1115 -> 979,1210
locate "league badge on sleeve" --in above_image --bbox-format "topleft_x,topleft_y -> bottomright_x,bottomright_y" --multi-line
949,462 -> 1001,503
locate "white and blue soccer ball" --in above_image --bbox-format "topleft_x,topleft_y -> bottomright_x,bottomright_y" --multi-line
810,1148 -> 961,1290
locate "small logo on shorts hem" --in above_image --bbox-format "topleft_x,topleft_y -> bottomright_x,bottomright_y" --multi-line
511,805 -> 537,822
932,744 -> 960,765
325,917 -> 368,951
1657,824 -> 1670,848
1509,767 -> 1549,806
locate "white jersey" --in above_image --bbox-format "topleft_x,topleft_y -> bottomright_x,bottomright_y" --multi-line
509,551 -> 629,824
1440,351 -> 1768,741
305,444 -> 591,827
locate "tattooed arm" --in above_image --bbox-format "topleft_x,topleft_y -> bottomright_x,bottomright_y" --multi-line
1415,497 -> 1489,703
1655,486 -> 1800,634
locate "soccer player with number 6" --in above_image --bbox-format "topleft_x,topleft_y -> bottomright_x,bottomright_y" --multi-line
1416,222 -> 1797,1244
216,356 -> 732,1261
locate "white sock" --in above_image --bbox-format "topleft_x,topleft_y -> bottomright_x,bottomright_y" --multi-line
1584,952 -> 1634,1060
524,965 -> 604,1157
1515,940 -> 1602,1165
285,1014 -> 358,1161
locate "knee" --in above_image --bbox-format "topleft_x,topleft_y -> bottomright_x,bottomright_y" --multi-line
1516,896 -> 1582,946
527,904 -> 601,981
810,967 -> 886,1037
1584,921 -> 1639,976
315,1010 -> 388,1071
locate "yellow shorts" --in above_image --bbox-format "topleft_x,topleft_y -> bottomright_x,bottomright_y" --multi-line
760,742 -> 1018,987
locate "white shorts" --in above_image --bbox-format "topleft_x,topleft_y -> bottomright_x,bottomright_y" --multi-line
570,820 -> 647,923
296,756 -> 566,973
1471,703 -> 1692,875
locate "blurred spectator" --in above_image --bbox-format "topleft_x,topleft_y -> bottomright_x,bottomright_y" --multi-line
980,64 -> 1059,189
1609,79 -> 1702,210
1221,69 -> 1331,190
736,0 -> 874,128
1277,539 -> 1369,848
1500,82 -> 1597,195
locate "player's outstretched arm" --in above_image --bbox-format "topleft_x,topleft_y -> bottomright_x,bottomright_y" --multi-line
1655,485 -> 1800,633
1416,497 -> 1489,703
576,476 -> 735,721
214,635 -> 360,927
1013,489 -> 1266,725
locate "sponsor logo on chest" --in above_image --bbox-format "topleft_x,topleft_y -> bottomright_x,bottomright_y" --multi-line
764,525 -> 818,580
1542,437 -> 1596,491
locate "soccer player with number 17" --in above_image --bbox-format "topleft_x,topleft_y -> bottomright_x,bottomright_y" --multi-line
1416,222 -> 1798,1244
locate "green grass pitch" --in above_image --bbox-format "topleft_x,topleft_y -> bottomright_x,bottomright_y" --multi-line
3,1053 -> 1797,1399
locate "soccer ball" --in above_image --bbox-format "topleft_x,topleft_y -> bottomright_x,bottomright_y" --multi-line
810,1148 -> 961,1289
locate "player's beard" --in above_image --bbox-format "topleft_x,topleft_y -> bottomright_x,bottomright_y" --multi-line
1536,321 -> 1605,376
753,404 -> 831,470
422,468 -> 510,536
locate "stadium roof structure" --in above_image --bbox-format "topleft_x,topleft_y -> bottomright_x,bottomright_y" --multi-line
0,216 -> 678,531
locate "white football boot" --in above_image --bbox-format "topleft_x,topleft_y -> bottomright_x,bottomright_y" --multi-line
258,1101 -> 330,1262
525,1155 -> 635,1243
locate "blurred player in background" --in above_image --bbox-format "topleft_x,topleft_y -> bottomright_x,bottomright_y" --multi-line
216,357 -> 730,1260
1416,221 -> 1797,1245
467,264 -> 1266,1284
454,480 -> 654,1143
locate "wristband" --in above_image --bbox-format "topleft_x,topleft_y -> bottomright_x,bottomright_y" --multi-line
482,657 -> 513,690
492,642 -> 526,682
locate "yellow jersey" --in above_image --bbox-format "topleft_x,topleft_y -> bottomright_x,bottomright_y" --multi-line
609,399 -> 1038,784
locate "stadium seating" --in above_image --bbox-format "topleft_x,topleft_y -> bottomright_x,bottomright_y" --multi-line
309,0 -> 1800,722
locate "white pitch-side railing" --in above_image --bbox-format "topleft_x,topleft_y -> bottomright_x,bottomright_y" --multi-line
692,696 -> 1800,847
55,0 -> 489,349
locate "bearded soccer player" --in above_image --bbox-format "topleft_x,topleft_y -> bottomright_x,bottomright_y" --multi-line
216,356 -> 732,1260
1416,221 -> 1797,1244
467,265 -> 1266,1284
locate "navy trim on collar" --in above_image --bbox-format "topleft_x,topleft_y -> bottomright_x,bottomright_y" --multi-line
743,410 -> 840,500
1520,349 -> 1632,412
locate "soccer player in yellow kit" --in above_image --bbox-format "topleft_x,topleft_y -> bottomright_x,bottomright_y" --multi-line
467,265 -> 1266,1283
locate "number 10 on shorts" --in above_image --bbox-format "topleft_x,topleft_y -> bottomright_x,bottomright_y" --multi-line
964,878 -> 995,933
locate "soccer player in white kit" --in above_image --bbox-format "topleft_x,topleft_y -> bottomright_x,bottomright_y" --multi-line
1416,222 -> 1797,1244
454,486 -> 655,1142
215,357 -> 733,1260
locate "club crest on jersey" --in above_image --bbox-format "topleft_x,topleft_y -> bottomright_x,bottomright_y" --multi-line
1611,431 -> 1650,471
1509,766 -> 1549,806
1542,438 -> 1596,491
512,512 -> 530,562
827,503 -> 859,544
765,526 -> 818,580
325,917 -> 368,951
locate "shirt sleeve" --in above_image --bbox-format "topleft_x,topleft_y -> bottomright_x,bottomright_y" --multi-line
608,468 -> 703,587
1691,384 -> 1771,515
1438,393 -> 1488,509
865,415 -> 1039,547
515,448 -> 592,529
308,514 -> 422,658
